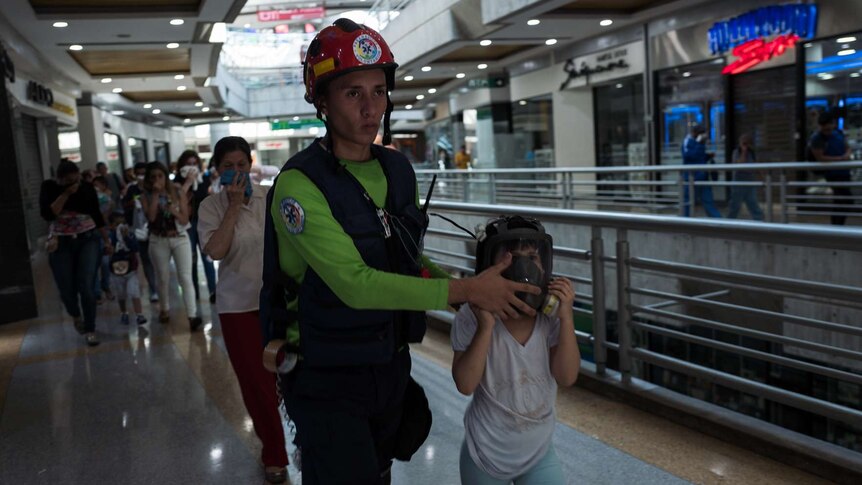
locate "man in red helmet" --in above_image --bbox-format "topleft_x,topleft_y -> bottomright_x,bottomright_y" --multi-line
260,18 -> 540,484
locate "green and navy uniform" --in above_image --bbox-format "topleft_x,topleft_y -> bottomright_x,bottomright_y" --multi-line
268,141 -> 447,484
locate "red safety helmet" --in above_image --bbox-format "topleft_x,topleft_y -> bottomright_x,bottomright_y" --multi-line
303,18 -> 398,104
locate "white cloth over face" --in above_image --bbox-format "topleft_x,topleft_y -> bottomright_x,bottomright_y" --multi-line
451,304 -> 561,480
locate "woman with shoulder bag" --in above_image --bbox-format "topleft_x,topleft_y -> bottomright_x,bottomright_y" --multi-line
142,161 -> 202,331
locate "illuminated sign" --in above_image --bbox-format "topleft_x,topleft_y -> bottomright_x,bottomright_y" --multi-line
709,4 -> 817,75
257,7 -> 325,23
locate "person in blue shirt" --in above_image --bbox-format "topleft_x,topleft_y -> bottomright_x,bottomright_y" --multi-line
681,124 -> 722,218
809,111 -> 852,225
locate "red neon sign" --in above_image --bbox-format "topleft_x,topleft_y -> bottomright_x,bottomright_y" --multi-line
722,34 -> 799,75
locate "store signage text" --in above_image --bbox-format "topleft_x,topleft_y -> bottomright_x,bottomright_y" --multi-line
560,48 -> 630,90
26,80 -> 54,107
272,118 -> 324,130
467,76 -> 507,89
257,7 -> 325,23
1,42 -> 14,83
708,4 -> 817,75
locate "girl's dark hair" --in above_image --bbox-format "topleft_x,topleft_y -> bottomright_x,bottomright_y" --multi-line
56,160 -> 79,178
92,175 -> 107,187
143,161 -> 174,197
212,136 -> 252,169
177,150 -> 200,169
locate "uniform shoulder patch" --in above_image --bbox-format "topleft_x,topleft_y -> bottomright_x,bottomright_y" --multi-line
280,197 -> 305,235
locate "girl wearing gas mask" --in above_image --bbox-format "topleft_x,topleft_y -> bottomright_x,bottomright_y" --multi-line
451,215 -> 580,484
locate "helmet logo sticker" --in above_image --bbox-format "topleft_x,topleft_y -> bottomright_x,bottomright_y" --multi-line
280,197 -> 306,235
353,34 -> 382,64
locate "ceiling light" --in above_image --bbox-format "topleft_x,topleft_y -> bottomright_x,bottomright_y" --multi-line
545,39 -> 557,46
819,73 -> 835,80
143,103 -> 152,109
202,107 -> 210,112
405,104 -> 413,109
403,75 -> 414,81
195,101 -> 203,107
209,22 -> 227,43
292,116 -> 299,120
416,94 -> 425,100
53,21 -> 68,28
101,77 -> 112,83
804,42 -> 812,48
111,110 -> 125,115
69,44 -> 83,51
519,100 -> 527,106
480,40 -> 492,46
851,73 -> 861,78
456,72 -> 466,79
682,71 -> 691,77
222,115 -> 230,121
837,36 -> 857,43
838,49 -> 856,56
477,63 -> 488,69
309,127 -> 320,135
170,19 -> 184,26
166,42 -> 180,49
177,86 -> 187,91
152,109 -> 161,114
112,87 -> 123,93
428,88 -> 437,94
244,24 -> 251,28
184,118 -> 191,123
527,19 -> 540,26
174,74 -> 185,80
421,66 -> 432,72
616,83 -> 623,88
600,19 -> 613,27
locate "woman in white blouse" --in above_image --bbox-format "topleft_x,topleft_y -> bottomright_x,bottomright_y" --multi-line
197,137 -> 288,484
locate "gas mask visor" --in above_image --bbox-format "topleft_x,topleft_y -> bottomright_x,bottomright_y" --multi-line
489,235 -> 553,311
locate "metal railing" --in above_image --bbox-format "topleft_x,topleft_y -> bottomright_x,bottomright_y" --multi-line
416,161 -> 862,224
423,200 -> 862,471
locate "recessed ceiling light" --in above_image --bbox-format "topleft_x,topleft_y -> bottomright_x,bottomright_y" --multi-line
152,109 -> 161,114
174,74 -> 185,80
421,66 -> 432,72
222,115 -> 230,121
545,39 -> 557,46
143,103 -> 152,109
292,116 -> 299,120
170,19 -> 184,26
195,101 -> 203,107
519,100 -> 527,106
69,44 -> 83,51
456,72 -> 466,79
244,24 -> 251,28
273,119 -> 280,123
403,75 -> 414,81
615,83 -> 623,88
428,88 -> 437,94
819,73 -> 835,80
177,86 -> 187,91
202,107 -> 210,112
111,110 -> 125,115
527,19 -> 540,26
166,42 -> 180,49
405,104 -> 413,110
101,77 -> 112,83
838,49 -> 856,56
837,36 -> 857,43
804,42 -> 812,48
112,87 -> 123,93
851,73 -> 861,78
416,94 -> 425,100
53,21 -> 68,28
477,63 -> 488,69
600,19 -> 613,27
480,40 -> 492,46
184,118 -> 191,123
682,71 -> 692,77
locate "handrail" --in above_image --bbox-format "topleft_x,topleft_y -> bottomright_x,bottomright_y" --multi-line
416,160 -> 862,175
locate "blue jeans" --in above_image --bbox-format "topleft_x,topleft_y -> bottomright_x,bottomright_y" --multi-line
49,230 -> 101,332
460,441 -> 565,485
188,218 -> 216,299
727,186 -> 764,220
682,173 -> 722,218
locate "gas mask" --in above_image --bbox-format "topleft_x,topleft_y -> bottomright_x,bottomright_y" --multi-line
475,216 -> 557,316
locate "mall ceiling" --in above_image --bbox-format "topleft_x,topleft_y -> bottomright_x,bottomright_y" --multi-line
2,0 -> 707,126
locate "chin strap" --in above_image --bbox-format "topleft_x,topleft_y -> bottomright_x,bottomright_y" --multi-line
382,97 -> 394,146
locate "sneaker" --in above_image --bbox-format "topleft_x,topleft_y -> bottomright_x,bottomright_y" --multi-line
264,466 -> 287,484
159,311 -> 169,323
73,317 -> 86,335
150,294 -> 160,303
189,316 -> 203,332
136,315 -> 148,325
120,313 -> 130,325
85,333 -> 100,346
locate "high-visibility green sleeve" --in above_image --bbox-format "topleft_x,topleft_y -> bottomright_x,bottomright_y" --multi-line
270,161 -> 449,311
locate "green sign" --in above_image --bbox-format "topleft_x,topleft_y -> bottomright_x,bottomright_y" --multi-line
272,118 -> 324,130
467,76 -> 507,89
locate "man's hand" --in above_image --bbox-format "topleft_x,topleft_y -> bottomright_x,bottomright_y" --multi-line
470,252 -> 541,319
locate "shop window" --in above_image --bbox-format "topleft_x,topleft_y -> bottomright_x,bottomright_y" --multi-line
153,141 -> 170,165
594,77 -> 647,198
804,32 -> 862,160
129,137 -> 147,165
103,132 -> 124,173
512,95 -> 554,168
732,65 -> 797,163
424,117 -> 454,169
58,131 -> 81,163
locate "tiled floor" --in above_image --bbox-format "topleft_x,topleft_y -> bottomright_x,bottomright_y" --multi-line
0,254 -> 833,484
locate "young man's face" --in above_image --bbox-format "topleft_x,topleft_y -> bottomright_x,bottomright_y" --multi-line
319,69 -> 388,152
820,121 -> 836,136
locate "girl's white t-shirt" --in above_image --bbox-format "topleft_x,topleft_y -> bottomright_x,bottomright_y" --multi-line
451,304 -> 561,479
